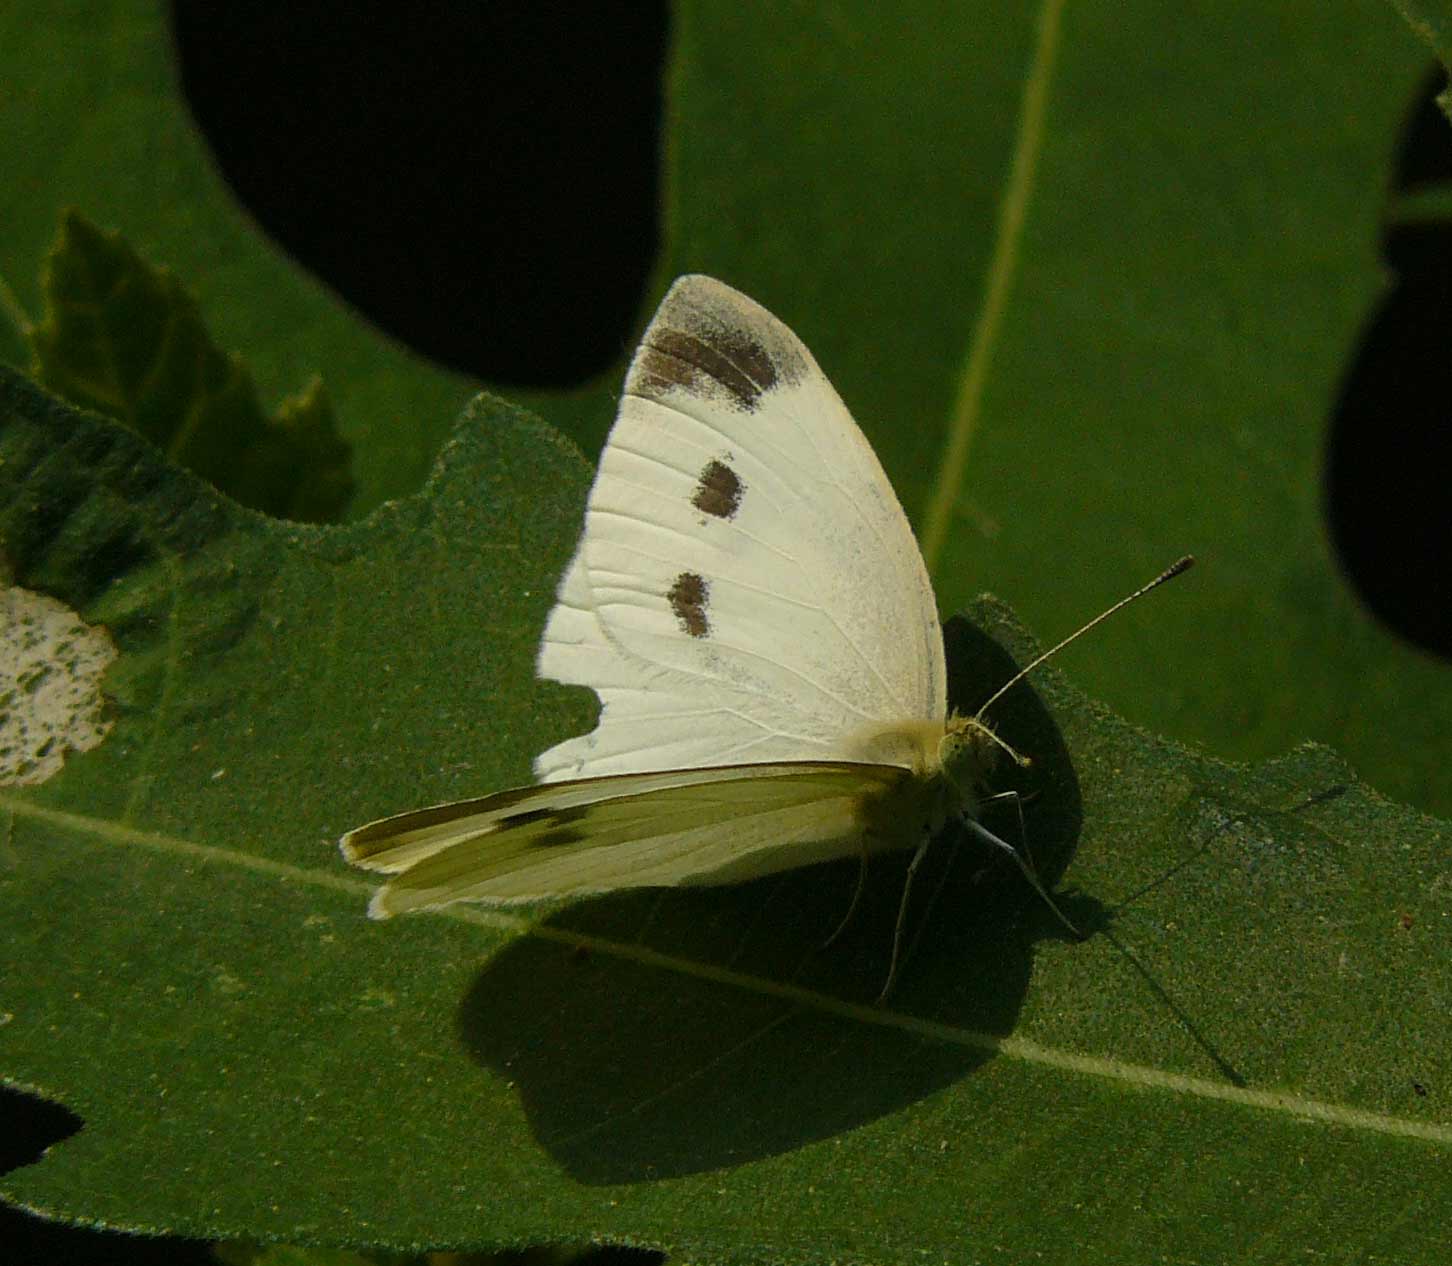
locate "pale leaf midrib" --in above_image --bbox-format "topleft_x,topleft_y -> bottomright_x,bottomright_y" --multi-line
6,792 -> 1449,1148
920,0 -> 1067,573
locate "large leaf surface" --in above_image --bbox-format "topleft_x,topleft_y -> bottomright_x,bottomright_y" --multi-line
2,372 -> 1448,1264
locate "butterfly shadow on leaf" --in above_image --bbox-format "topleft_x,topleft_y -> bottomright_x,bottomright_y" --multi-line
455,608 -> 1102,1185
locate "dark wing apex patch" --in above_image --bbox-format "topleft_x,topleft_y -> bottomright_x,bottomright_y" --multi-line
636,329 -> 769,411
692,458 -> 744,520
626,275 -> 808,413
668,572 -> 711,638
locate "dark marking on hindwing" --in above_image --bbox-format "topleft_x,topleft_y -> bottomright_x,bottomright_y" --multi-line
503,804 -> 589,848
537,825 -> 589,848
668,571 -> 711,638
504,805 -> 588,829
692,458 -> 744,520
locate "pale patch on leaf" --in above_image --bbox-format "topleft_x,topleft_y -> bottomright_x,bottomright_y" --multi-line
0,584 -> 116,786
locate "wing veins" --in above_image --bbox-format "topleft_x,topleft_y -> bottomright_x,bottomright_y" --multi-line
584,528 -> 910,718
588,500 -> 801,573
639,332 -> 777,396
621,392 -> 826,492
392,765 -> 901,882
602,441 -> 796,541
590,563 -> 883,725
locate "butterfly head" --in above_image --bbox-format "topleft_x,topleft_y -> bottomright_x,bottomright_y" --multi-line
938,713 -> 1028,799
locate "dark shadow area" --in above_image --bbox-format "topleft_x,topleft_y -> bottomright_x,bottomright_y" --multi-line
457,613 -> 1093,1184
1326,66 -> 1452,661
0,1086 -> 214,1266
1098,929 -> 1246,1086
170,2 -> 666,387
942,613 -> 1086,896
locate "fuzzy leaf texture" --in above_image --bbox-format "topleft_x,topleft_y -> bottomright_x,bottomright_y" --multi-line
1,370 -> 1449,1265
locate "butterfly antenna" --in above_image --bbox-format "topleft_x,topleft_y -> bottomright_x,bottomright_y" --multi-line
973,555 -> 1195,722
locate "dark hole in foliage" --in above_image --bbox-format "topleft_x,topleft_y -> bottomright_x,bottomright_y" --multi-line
0,1085 -> 81,1182
1326,65 -> 1452,662
171,1 -> 666,388
0,1084 -> 664,1262
0,1086 -> 216,1264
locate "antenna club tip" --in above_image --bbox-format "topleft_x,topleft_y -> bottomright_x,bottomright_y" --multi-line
974,553 -> 1195,721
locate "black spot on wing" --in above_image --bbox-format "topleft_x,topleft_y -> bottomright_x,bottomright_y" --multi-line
668,571 -> 710,638
692,458 -> 744,520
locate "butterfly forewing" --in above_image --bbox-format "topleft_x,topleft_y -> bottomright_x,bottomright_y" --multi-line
535,275 -> 945,782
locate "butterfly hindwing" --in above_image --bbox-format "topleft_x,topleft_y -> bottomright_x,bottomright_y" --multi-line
535,275 -> 946,782
343,762 -> 916,917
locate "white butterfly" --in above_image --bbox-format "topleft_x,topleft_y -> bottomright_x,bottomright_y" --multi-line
341,275 -> 1188,997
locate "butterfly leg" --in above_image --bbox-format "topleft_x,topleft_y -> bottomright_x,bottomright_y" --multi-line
876,833 -> 933,1004
979,788 -> 1029,849
961,813 -> 1082,939
821,844 -> 869,951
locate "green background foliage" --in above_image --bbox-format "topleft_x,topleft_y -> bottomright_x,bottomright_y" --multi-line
4,1 -> 1449,818
2,367 -> 1449,1263
30,212 -> 352,522
2,1 -> 1451,1263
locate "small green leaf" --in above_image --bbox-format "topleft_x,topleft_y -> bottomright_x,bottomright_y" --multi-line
1,370 -> 1448,1264
28,211 -> 353,522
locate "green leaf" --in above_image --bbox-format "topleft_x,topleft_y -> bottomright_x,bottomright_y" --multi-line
2,371 -> 1449,1264
0,5 -> 475,516
213,1244 -> 417,1266
5,4 -> 1452,1263
512,0 -> 1452,822
27,212 -> 352,522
